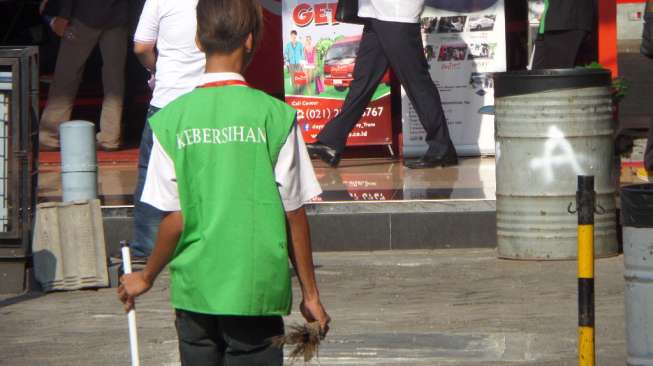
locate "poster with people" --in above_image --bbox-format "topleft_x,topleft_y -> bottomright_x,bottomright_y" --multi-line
281,1 -> 393,147
528,0 -> 545,58
402,0 -> 507,157
0,91 -> 8,230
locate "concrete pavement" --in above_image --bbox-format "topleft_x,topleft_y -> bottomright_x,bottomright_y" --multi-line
0,249 -> 626,365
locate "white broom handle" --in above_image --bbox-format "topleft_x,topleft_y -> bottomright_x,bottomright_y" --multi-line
121,243 -> 141,366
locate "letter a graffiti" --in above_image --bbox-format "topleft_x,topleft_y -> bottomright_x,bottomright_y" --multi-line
530,126 -> 584,183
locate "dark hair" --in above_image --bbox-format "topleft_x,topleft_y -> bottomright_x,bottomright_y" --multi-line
196,0 -> 263,55
290,30 -> 297,35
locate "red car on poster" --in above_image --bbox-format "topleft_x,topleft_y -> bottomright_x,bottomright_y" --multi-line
323,36 -> 391,92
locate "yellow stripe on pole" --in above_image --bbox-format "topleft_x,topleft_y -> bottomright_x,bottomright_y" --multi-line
576,176 -> 595,366
578,326 -> 595,366
578,224 -> 594,279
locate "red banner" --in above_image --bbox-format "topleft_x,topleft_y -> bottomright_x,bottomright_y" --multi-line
286,95 -> 392,145
245,1 -> 284,96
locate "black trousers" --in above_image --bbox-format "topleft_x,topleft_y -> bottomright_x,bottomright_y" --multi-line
317,19 -> 453,156
175,309 -> 284,366
532,30 -> 590,69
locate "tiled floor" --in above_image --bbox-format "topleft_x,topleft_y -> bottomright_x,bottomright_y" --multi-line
313,156 -> 496,202
37,149 -> 497,205
38,147 -> 653,206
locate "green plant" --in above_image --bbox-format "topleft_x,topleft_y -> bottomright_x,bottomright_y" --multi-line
611,77 -> 629,104
583,62 -> 629,105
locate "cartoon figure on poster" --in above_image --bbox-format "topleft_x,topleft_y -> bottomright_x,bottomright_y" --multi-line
282,1 -> 393,147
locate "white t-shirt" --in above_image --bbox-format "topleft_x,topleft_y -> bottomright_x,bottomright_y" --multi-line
134,0 -> 205,108
141,73 -> 323,212
358,0 -> 425,23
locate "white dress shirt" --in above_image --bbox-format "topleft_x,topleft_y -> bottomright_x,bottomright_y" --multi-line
141,72 -> 323,212
358,0 -> 425,23
134,0 -> 205,108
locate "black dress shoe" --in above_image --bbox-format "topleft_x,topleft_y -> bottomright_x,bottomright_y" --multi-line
403,149 -> 458,169
306,142 -> 341,167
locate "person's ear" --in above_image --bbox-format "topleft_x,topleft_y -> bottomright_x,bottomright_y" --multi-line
245,33 -> 254,54
195,35 -> 205,52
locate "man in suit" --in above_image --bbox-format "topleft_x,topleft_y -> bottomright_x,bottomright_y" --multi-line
39,0 -> 128,151
532,0 -> 597,69
308,0 -> 457,169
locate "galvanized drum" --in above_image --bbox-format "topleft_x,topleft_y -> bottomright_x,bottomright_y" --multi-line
494,69 -> 617,259
621,184 -> 653,366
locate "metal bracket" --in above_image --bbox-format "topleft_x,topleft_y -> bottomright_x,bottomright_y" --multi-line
595,204 -> 606,215
567,202 -> 577,214
569,201 -> 605,216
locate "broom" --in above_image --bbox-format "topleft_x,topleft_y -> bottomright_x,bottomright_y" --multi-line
271,321 -> 324,363
120,241 -> 140,366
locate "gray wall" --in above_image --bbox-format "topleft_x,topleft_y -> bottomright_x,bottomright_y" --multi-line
617,3 -> 653,131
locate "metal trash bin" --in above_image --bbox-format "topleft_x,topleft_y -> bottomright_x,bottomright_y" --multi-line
494,69 -> 618,259
622,183 -> 653,366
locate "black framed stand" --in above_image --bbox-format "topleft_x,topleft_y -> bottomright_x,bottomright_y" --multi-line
0,46 -> 39,294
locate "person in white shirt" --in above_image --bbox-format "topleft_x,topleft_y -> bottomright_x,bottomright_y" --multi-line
308,0 -> 457,169
358,0 -> 424,23
131,0 -> 205,257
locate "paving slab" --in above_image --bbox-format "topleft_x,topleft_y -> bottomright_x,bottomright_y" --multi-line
0,249 -> 626,365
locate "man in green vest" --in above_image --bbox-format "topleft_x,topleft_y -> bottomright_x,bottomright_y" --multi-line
117,0 -> 330,364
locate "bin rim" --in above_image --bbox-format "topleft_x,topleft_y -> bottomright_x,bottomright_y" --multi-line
494,68 -> 612,98
621,183 -> 653,193
60,120 -> 96,130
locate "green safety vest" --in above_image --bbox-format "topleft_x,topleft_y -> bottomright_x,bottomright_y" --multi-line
149,83 -> 296,316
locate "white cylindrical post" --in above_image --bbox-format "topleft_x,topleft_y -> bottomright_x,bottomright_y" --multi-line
121,241 -> 140,366
60,121 -> 98,202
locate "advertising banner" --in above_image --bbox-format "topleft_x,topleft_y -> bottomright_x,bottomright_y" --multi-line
282,0 -> 393,146
528,0 -> 545,58
0,91 -> 8,228
402,0 -> 507,157
528,0 -> 545,26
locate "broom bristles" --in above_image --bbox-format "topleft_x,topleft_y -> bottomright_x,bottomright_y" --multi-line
271,322 -> 323,363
